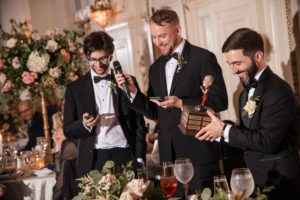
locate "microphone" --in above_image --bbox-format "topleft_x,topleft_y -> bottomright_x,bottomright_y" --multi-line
113,61 -> 131,99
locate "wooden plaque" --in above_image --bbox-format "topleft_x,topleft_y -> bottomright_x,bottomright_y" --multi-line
178,105 -> 211,136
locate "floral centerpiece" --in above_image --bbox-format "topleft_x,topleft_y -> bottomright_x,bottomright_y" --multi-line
74,161 -> 175,200
0,23 -> 85,107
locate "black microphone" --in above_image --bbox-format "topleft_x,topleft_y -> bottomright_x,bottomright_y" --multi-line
113,60 -> 131,99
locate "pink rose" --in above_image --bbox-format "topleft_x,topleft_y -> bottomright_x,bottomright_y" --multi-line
60,49 -> 70,63
22,71 -> 38,85
1,81 -> 13,92
68,42 -> 76,52
0,60 -> 4,69
123,179 -> 149,198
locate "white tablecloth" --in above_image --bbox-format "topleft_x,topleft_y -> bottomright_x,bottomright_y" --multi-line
1,172 -> 56,200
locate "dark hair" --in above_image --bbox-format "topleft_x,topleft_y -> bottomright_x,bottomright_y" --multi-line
151,7 -> 179,26
83,31 -> 114,57
222,28 -> 264,56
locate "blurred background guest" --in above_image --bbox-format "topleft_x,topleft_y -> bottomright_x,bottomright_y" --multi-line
17,100 -> 45,151
52,109 -> 77,200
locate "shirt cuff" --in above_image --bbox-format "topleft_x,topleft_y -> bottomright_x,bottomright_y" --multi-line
223,124 -> 232,143
130,89 -> 137,103
137,158 -> 144,164
82,121 -> 92,133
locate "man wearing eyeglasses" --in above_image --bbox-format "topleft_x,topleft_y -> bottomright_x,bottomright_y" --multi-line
63,31 -> 147,180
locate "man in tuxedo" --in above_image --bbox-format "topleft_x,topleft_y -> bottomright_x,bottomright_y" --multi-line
63,31 -> 147,179
196,28 -> 300,199
115,8 -> 228,195
18,100 -> 54,150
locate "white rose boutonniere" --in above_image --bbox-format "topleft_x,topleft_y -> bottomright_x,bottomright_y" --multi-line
175,53 -> 187,73
242,96 -> 261,118
109,80 -> 117,94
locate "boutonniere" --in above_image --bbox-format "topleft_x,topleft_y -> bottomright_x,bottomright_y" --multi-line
175,54 -> 187,73
109,80 -> 117,94
242,96 -> 261,118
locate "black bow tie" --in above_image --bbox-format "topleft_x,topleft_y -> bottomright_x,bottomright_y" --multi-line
164,52 -> 178,62
93,74 -> 112,83
244,79 -> 257,91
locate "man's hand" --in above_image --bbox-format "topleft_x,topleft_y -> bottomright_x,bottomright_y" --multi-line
114,72 -> 137,96
82,113 -> 100,129
195,109 -> 224,142
150,96 -> 182,109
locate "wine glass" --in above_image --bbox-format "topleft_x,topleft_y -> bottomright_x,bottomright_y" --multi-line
174,158 -> 194,199
213,175 -> 230,197
160,161 -> 177,198
20,151 -> 32,170
230,168 -> 254,198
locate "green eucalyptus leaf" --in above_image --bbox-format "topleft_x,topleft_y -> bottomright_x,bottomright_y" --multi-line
201,187 -> 212,200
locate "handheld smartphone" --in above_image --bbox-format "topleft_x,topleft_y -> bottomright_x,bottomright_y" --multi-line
84,114 -> 94,120
150,96 -> 164,102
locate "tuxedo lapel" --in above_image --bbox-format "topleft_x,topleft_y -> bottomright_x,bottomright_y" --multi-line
84,72 -> 97,117
240,67 -> 270,127
111,77 -> 120,116
240,89 -> 250,126
169,41 -> 191,95
159,58 -> 168,96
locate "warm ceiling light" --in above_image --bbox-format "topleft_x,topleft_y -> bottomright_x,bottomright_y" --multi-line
91,0 -> 113,27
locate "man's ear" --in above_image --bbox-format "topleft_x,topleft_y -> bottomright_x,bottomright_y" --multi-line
254,51 -> 264,62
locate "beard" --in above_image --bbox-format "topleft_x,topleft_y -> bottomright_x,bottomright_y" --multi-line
240,58 -> 258,88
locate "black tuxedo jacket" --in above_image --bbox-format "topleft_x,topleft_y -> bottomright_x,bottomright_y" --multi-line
63,71 -> 147,178
24,107 -> 56,151
132,41 -> 228,166
24,112 -> 44,150
229,67 -> 300,192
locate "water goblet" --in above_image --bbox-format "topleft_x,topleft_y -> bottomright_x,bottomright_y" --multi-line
20,151 -> 32,170
137,166 -> 149,181
160,161 -> 177,198
174,158 -> 194,200
230,168 -> 254,198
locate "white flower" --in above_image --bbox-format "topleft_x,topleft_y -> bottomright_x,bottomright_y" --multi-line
119,192 -> 134,200
49,66 -> 62,78
19,88 -> 31,101
6,38 -> 17,48
27,51 -> 50,73
243,96 -> 261,118
12,57 -> 21,69
54,85 -> 66,99
46,40 -> 58,52
190,194 -> 199,200
0,73 -> 7,84
31,31 -> 41,40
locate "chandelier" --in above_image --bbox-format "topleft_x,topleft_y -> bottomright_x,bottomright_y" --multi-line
91,0 -> 113,27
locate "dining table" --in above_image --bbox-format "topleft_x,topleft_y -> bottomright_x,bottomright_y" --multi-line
0,170 -> 56,200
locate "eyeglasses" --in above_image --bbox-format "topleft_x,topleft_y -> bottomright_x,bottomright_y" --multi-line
89,55 -> 112,64
19,108 -> 31,114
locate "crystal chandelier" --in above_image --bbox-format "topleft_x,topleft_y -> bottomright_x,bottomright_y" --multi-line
90,0 -> 113,27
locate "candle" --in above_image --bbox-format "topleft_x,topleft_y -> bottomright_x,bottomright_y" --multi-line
0,133 -> 3,155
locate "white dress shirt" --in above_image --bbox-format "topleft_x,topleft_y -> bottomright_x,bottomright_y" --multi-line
165,39 -> 185,95
90,69 -> 128,149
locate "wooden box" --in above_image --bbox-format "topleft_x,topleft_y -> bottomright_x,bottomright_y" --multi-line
178,105 -> 211,136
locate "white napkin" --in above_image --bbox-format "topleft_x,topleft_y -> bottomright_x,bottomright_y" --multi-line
33,168 -> 53,177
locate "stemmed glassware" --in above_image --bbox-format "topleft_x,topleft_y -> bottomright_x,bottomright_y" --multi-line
160,162 -> 177,198
213,175 -> 231,198
174,158 -> 194,200
230,168 -> 254,198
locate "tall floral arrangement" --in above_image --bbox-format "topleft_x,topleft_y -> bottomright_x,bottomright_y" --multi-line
0,24 -> 85,108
